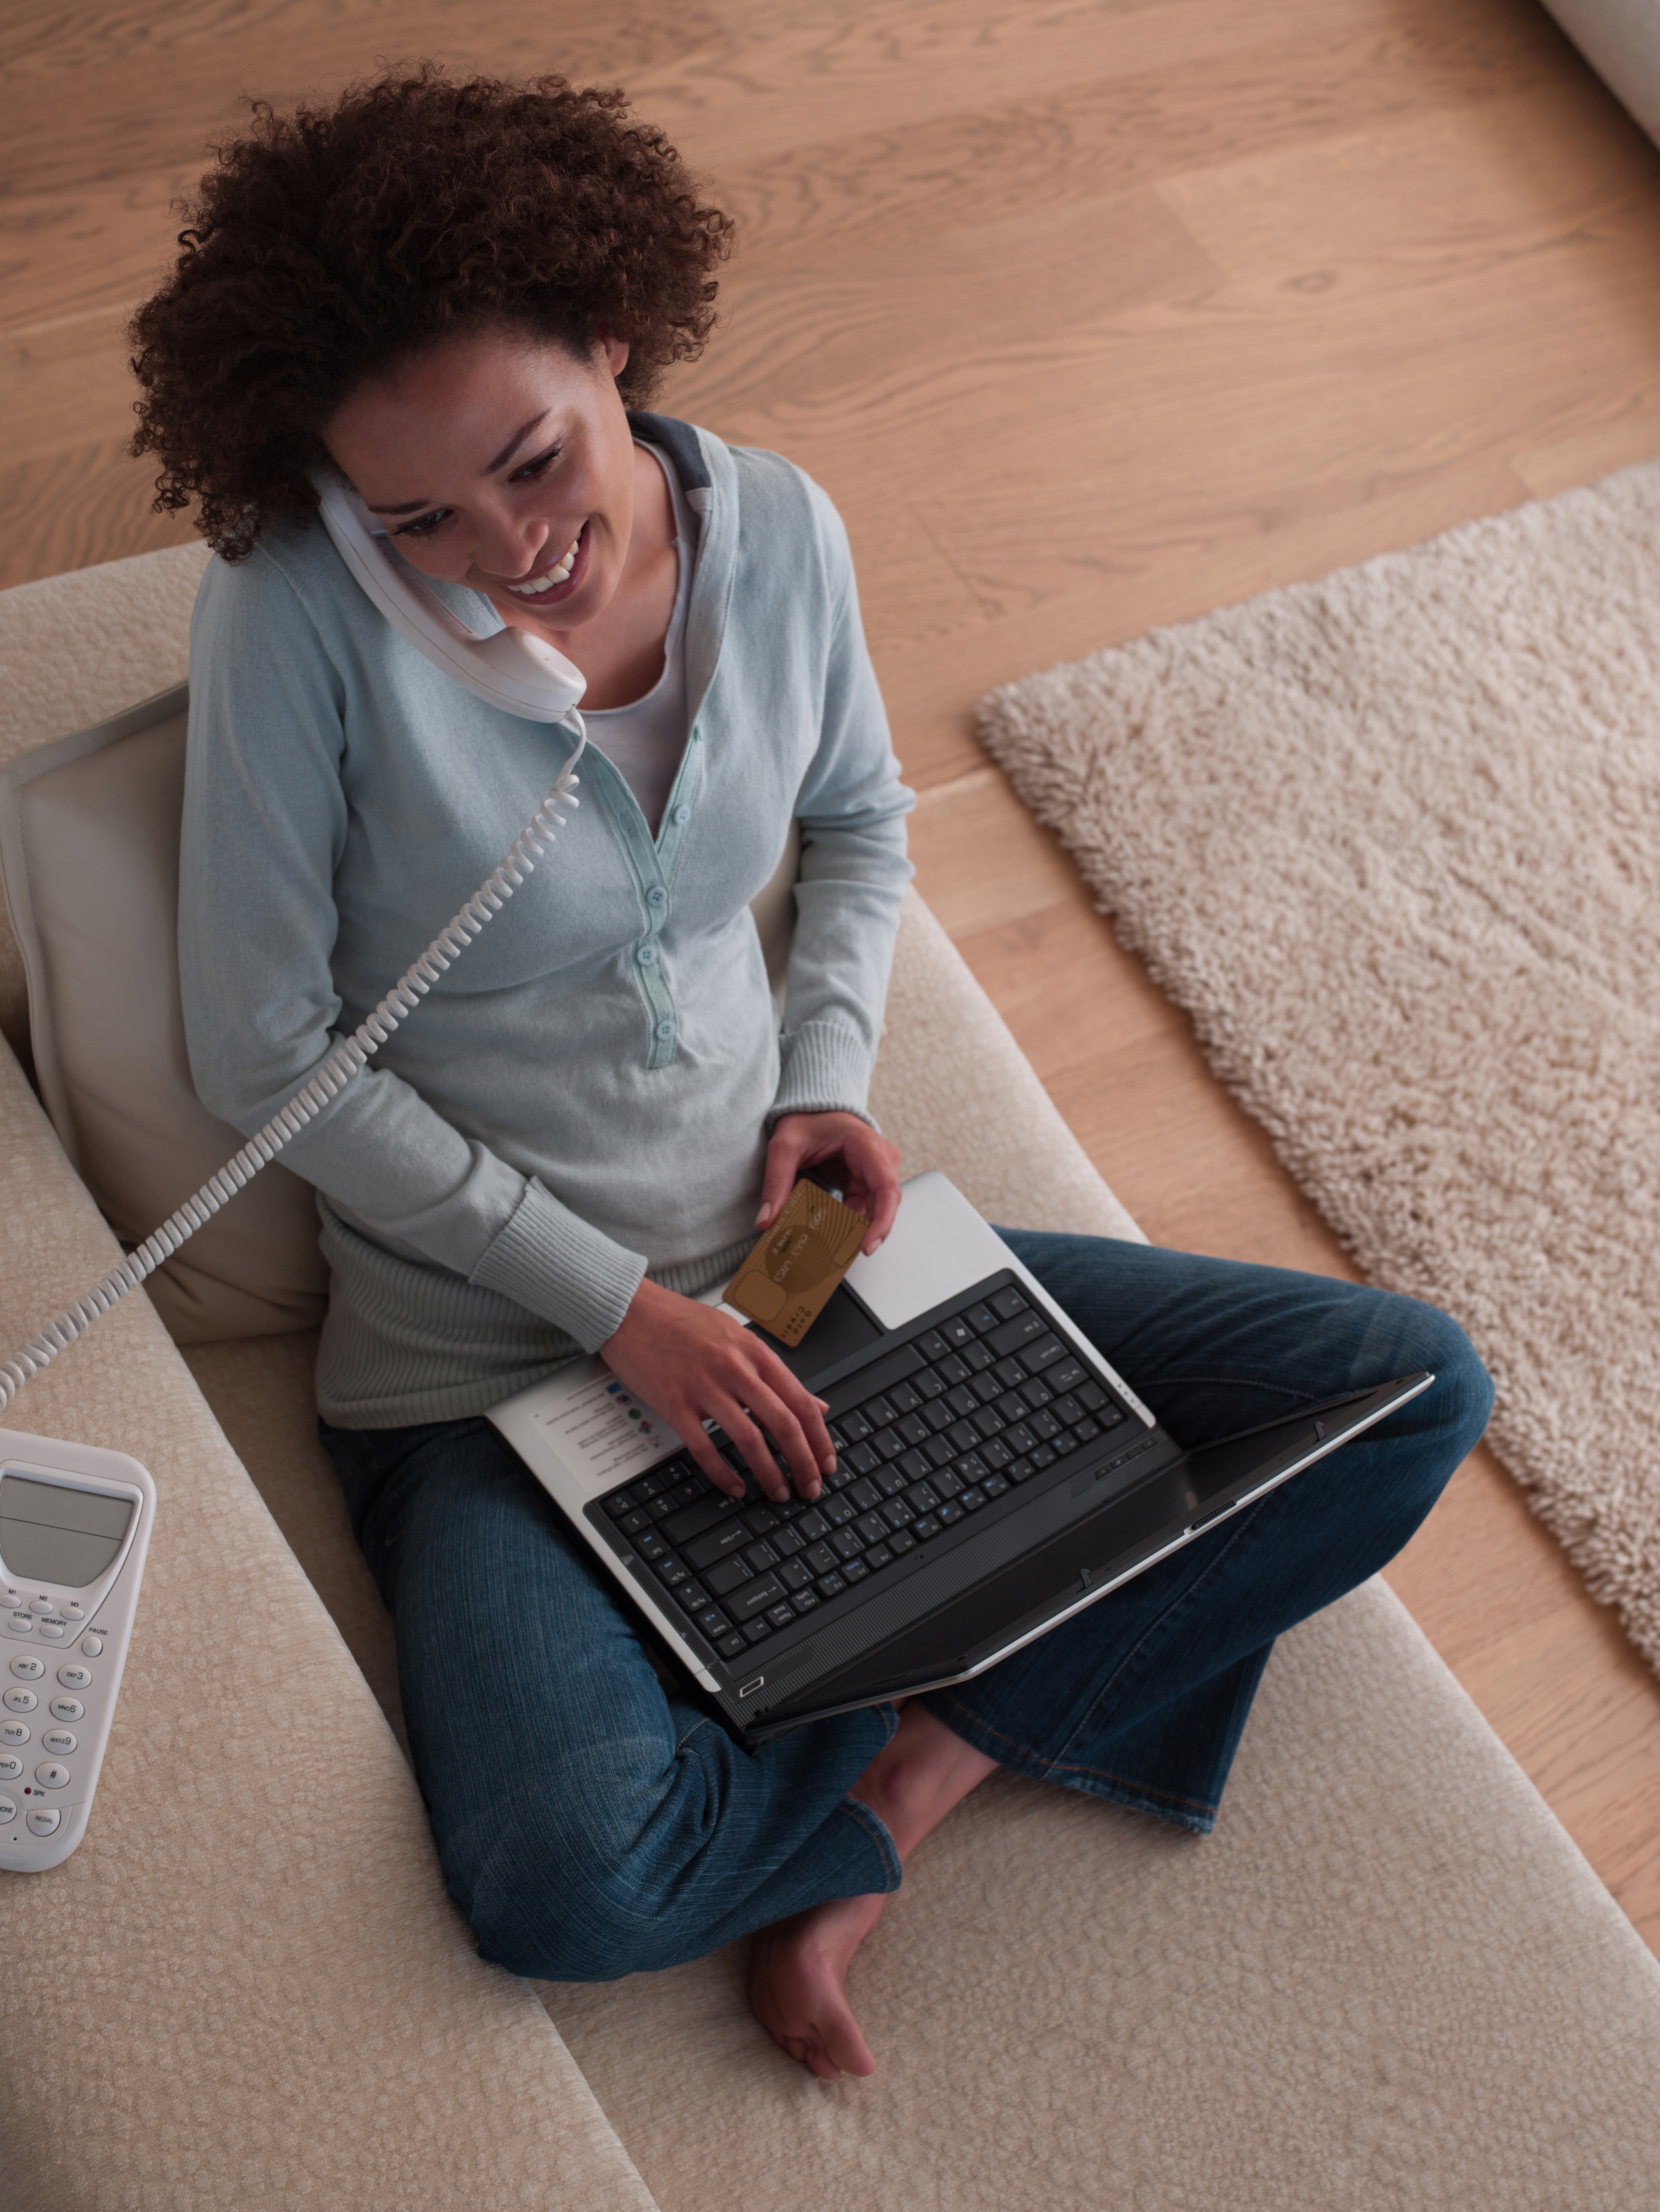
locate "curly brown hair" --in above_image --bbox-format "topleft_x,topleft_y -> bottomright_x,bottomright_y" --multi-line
128,66 -> 734,561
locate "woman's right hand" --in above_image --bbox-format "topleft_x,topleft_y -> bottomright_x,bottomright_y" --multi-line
599,1277 -> 836,1502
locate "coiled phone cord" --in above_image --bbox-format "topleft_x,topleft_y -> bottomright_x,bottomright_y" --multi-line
0,729 -> 586,1415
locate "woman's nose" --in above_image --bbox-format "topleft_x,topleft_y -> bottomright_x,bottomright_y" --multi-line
477,513 -> 551,582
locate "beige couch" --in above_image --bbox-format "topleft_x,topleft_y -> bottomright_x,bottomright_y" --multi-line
4,547 -> 1660,2212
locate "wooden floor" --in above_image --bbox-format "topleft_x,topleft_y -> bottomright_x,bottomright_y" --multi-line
6,0 -> 1660,1946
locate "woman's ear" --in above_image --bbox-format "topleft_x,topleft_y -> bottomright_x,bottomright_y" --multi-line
596,326 -> 630,379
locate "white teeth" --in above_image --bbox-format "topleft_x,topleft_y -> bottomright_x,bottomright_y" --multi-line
506,530 -> 583,595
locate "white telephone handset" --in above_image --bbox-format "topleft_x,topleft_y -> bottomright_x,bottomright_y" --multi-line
311,473 -> 586,724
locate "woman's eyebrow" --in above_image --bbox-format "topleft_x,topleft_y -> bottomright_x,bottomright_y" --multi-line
369,412 -> 553,513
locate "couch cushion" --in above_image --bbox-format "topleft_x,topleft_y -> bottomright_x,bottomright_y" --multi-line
540,1574 -> 1660,2212
0,686 -> 331,1342
0,1037 -> 659,2212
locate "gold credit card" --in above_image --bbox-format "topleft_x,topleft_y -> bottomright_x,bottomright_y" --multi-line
725,1179 -> 870,1346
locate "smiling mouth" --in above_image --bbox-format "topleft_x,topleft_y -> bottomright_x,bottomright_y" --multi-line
502,524 -> 586,599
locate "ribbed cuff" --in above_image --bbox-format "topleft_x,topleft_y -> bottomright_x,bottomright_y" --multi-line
469,1177 -> 647,1352
769,1020 -> 878,1131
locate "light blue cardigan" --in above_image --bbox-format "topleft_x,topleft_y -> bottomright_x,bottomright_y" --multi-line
180,415 -> 914,1425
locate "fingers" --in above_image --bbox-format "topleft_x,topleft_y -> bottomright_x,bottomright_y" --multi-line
756,1124 -> 809,1230
831,1125 -> 903,1253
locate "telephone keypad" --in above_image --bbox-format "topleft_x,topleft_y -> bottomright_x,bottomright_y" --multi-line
34,1763 -> 71,1789
0,1754 -> 22,1779
80,1637 -> 103,1656
42,1730 -> 77,1756
0,1794 -> 15,1821
56,1665 -> 92,1690
25,1809 -> 60,1836
10,1655 -> 45,1679
3,1689 -> 38,1713
49,1698 -> 84,1722
0,1721 -> 31,1747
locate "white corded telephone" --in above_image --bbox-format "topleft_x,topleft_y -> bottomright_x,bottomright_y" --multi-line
0,477 -> 588,1867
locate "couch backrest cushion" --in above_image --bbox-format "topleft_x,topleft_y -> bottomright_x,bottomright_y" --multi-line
0,686 -> 330,1342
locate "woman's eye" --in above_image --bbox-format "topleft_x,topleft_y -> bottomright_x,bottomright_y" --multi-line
511,442 -> 563,483
393,509 -> 450,539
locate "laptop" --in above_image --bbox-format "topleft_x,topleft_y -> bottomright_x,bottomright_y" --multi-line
488,1172 -> 1431,1743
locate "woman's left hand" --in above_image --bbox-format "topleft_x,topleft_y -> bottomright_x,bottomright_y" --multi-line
757,1111 -> 902,1255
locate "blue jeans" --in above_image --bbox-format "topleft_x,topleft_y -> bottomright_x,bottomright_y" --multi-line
320,1234 -> 1492,1982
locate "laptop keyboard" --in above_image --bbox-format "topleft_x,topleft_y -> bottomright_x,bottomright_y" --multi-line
594,1279 -> 1131,1670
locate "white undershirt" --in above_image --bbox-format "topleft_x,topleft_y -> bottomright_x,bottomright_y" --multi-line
580,443 -> 693,835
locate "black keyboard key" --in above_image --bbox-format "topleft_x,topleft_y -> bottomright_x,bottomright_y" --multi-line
965,1302 -> 1000,1336
924,1434 -> 954,1469
855,1510 -> 889,1545
664,1490 -> 745,1547
1031,1444 -> 1057,1469
845,1440 -> 881,1476
1007,1456 -> 1037,1483
1073,1416 -> 1101,1442
912,1515 -> 941,1540
766,1601 -> 796,1632
870,1426 -> 907,1462
973,1406 -> 1005,1439
962,1340 -> 996,1373
668,1476 -> 704,1508
932,1468 -> 964,1500
684,1520 -> 754,1572
938,1352 -> 971,1389
792,1587 -> 822,1613
882,1496 -> 915,1530
1031,1409 -> 1064,1442
1048,1357 -> 1088,1396
896,1412 -> 931,1448
831,1528 -> 865,1561
937,1500 -> 965,1525
728,1572 -> 786,1623
923,1401 -> 955,1435
772,1522 -> 806,1557
825,1464 -> 858,1491
941,1316 -> 974,1350
821,1495 -> 858,1528
1005,1421 -> 1037,1455
695,1604 -> 730,1638
656,1558 -> 690,1588
794,1507 -> 829,1542
620,1509 -> 651,1535
993,1356 -> 1028,1390
676,1579 -> 710,1611
744,1619 -> 772,1644
864,1542 -> 894,1572
604,1494 -> 634,1520
838,1408 -> 873,1443
1076,1379 -> 1108,1412
947,1419 -> 980,1452
982,1473 -> 1010,1500
981,1439 -> 1014,1471
888,1525 -> 917,1554
971,1371 -> 1003,1404
989,1309 -> 1048,1356
990,1285 -> 1029,1320
907,1478 -> 942,1513
841,1557 -> 871,1583
848,1477 -> 882,1511
634,1532 -> 671,1563
818,1571 -> 847,1597
875,1463 -> 910,1499
745,1539 -> 781,1573
913,1368 -> 947,1401
1023,1335 -> 1067,1373
804,1541 -> 839,1577
778,1557 -> 811,1591
632,1474 -> 664,1500
743,1501 -> 780,1535
1022,1378 -> 1054,1410
945,1384 -> 978,1419
997,1390 -> 1030,1423
646,1496 -> 675,1521
956,1450 -> 989,1484
899,1447 -> 933,1483
916,1329 -> 949,1362
1051,1394 -> 1083,1426
959,1487 -> 987,1512
888,1379 -> 923,1415
705,1556 -> 753,1597
864,1394 -> 898,1429
718,1631 -> 749,1660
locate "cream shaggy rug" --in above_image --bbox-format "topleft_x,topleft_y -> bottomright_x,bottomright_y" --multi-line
978,463 -> 1660,1674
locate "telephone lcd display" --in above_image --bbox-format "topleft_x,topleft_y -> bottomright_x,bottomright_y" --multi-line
0,1473 -> 132,1588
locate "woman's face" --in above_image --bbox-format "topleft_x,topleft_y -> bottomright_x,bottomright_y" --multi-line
322,325 -> 638,640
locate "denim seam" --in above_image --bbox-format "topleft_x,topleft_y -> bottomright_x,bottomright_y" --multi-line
838,1794 -> 903,1893
933,1698 -> 1219,1817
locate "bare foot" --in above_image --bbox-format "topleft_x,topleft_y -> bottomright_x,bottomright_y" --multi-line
749,1890 -> 887,2080
750,1706 -> 1001,2079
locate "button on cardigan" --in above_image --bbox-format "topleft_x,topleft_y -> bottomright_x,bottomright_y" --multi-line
179,414 -> 914,1426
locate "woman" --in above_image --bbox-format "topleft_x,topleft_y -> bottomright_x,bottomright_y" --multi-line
130,67 -> 1493,2081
